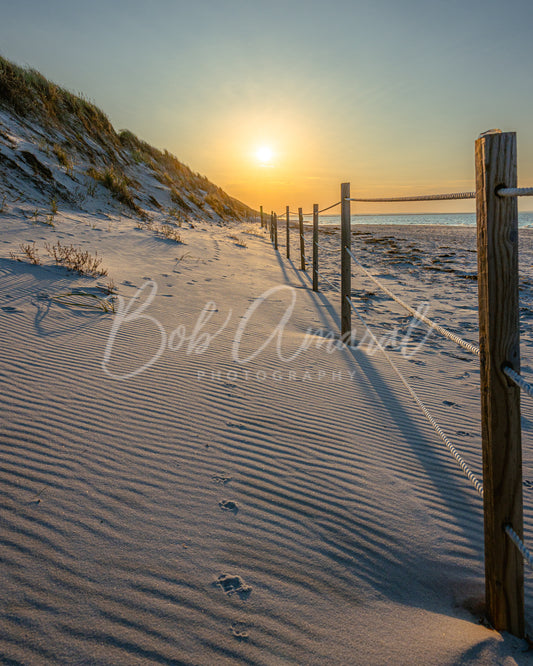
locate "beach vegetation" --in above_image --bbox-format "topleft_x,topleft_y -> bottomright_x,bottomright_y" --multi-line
45,240 -> 107,277
10,242 -> 40,264
87,166 -> 140,213
52,143 -> 72,170
0,55 -> 256,223
157,224 -> 182,243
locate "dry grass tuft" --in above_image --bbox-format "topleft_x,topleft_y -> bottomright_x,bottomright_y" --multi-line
45,240 -> 107,276
50,290 -> 116,313
228,234 -> 248,248
10,242 -> 41,264
52,143 -> 72,170
87,166 -> 140,213
158,224 -> 182,243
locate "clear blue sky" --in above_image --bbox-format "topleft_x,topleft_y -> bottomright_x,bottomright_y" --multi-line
2,0 -> 533,212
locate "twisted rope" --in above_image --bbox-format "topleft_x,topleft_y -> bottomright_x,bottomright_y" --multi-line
503,366 -> 533,399
505,525 -> 533,572
319,201 -> 342,214
347,191 -> 476,203
498,187 -> 533,198
345,248 -> 480,357
277,201 -> 340,217
316,271 -> 341,292
346,296 -> 484,496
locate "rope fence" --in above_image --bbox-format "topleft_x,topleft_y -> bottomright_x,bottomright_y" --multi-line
260,129 -> 533,637
498,187 -> 533,198
506,525 -> 533,573
347,191 -> 476,203
346,295 -> 484,496
503,365 -> 533,400
345,247 -> 481,357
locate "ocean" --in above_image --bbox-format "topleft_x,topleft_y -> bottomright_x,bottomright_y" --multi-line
312,212 -> 533,228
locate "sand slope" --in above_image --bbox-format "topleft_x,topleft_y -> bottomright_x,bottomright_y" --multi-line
1,212 -> 533,664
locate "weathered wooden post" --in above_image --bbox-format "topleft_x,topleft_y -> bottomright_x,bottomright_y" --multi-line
475,130 -> 524,637
341,182 -> 351,341
286,206 -> 290,259
274,212 -> 278,250
270,212 -> 274,242
260,205 -> 264,228
312,204 -> 319,292
298,207 -> 305,270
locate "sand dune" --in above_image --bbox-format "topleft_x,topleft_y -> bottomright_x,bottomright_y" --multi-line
1,211 -> 533,664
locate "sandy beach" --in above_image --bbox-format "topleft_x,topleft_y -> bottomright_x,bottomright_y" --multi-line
2,208 -> 533,664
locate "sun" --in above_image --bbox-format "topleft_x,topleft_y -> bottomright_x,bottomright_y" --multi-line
255,145 -> 274,165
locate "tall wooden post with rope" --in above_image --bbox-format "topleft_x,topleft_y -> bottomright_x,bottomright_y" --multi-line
286,206 -> 290,259
298,208 -> 305,271
341,182 -> 351,341
312,204 -> 319,292
475,130 -> 524,637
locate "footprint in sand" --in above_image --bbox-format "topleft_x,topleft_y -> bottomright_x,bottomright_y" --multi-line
226,422 -> 246,430
443,400 -> 460,408
231,621 -> 250,641
214,574 -> 252,599
219,500 -> 238,513
212,474 -> 232,485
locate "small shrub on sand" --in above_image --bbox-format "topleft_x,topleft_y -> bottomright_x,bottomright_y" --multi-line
10,242 -> 41,264
45,240 -> 107,277
228,235 -> 247,248
158,224 -> 182,243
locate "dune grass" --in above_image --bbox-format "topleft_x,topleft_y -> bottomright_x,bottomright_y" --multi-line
87,166 -> 140,213
45,240 -> 107,277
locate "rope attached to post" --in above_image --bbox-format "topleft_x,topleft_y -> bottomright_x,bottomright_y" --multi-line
497,187 -> 533,198
345,248 -> 480,357
505,525 -> 533,572
503,366 -> 533,399
347,191 -> 476,203
345,295 -> 484,496
319,201 -> 342,214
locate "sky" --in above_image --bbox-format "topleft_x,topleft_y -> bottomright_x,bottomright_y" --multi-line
1,0 -> 533,213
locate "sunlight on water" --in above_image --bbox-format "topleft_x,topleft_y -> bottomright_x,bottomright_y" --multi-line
316,213 -> 533,228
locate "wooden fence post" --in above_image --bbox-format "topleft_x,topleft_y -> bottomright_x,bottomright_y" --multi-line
341,182 -> 351,341
270,212 -> 273,242
475,130 -> 524,637
313,204 -> 319,291
274,212 -> 278,250
298,208 -> 306,271
286,206 -> 290,259
260,205 -> 264,228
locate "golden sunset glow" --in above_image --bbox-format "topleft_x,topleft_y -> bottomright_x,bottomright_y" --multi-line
255,146 -> 274,165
